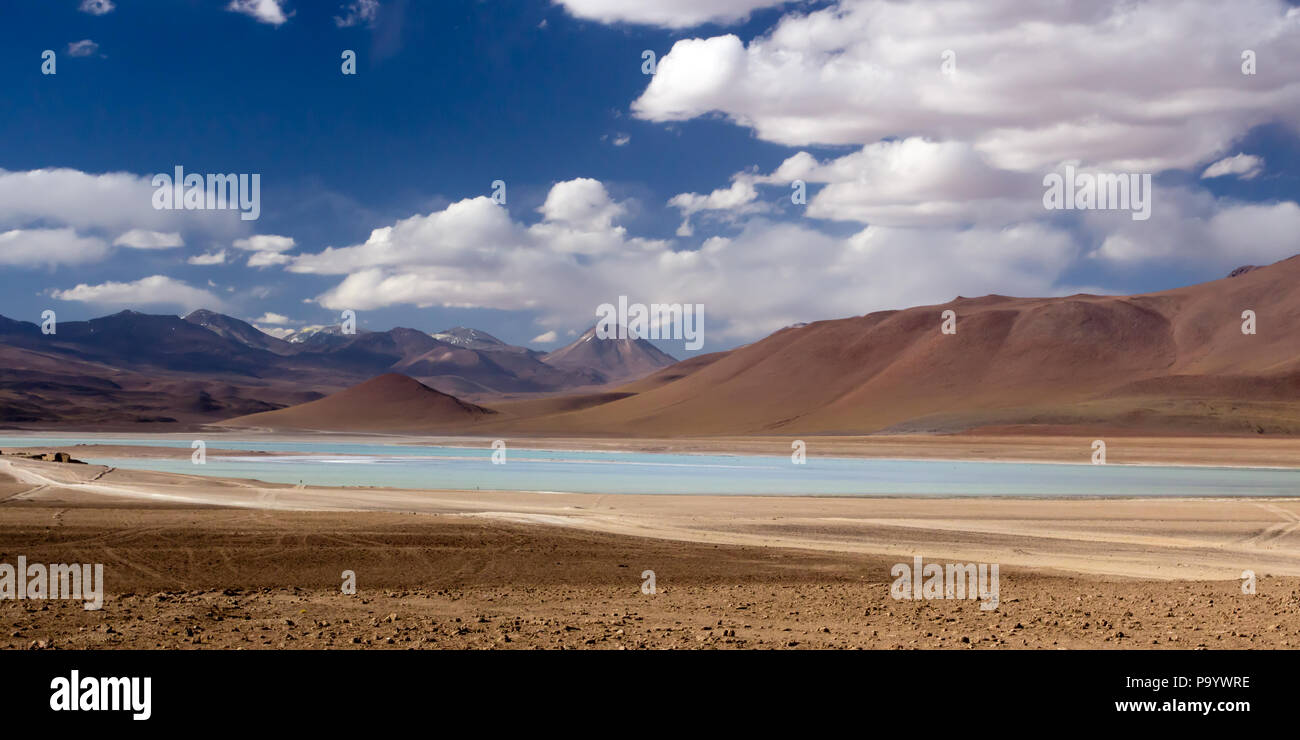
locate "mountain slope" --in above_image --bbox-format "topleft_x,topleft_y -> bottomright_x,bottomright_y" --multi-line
182,309 -> 295,355
218,373 -> 495,431
430,327 -> 515,351
495,255 -> 1300,436
541,326 -> 677,384
4,310 -> 284,377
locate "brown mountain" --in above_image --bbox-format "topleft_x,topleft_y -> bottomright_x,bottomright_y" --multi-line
182,309 -> 296,355
217,373 -> 495,432
480,255 -> 1300,436
541,326 -> 677,384
10,256 -> 1300,434
0,310 -> 649,427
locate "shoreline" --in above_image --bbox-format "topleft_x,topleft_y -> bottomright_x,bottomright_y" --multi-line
4,430 -> 1300,470
5,455 -> 1300,580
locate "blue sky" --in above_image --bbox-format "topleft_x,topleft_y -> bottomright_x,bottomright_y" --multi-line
2,0 -> 1298,354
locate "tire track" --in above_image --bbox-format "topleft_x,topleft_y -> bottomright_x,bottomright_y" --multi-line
1242,502 -> 1300,548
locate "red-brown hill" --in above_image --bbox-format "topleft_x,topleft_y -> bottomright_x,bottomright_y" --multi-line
219,373 -> 495,432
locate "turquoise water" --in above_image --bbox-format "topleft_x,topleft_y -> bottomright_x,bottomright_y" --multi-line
2,435 -> 1297,497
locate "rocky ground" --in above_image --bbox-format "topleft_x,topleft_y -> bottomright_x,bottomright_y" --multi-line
3,506 -> 1298,649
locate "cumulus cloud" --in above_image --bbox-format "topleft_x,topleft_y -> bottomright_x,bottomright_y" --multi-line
113,229 -> 184,249
536,177 -> 627,233
670,178 -> 759,217
670,138 -> 1045,232
79,0 -> 115,16
248,251 -> 292,268
640,1 -> 1300,299
253,312 -> 291,325
632,0 -> 1300,172
530,330 -> 558,343
1088,189 -> 1300,270
1202,154 -> 1265,180
335,0 -> 379,28
288,178 -> 1087,342
67,40 -> 99,57
227,0 -> 290,26
668,177 -> 763,235
290,197 -> 522,277
553,0 -> 790,28
188,250 -> 228,266
802,139 -> 1033,227
0,228 -> 109,267
232,234 -> 296,252
51,275 -> 224,311
0,167 -> 249,239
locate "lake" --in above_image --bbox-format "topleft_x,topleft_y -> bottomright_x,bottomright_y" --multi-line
2,434 -> 1297,497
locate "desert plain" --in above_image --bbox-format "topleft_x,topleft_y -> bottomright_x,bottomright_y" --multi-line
2,433 -> 1298,650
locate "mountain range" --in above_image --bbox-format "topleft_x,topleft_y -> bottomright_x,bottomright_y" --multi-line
0,309 -> 675,427
223,255 -> 1300,437
6,256 -> 1299,435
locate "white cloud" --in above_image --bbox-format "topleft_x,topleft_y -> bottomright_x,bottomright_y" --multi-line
1202,154 -> 1265,180
248,251 -> 292,268
227,0 -> 290,26
253,312 -> 291,325
536,177 -> 627,233
612,133 -> 631,147
632,0 -> 1300,172
113,229 -> 184,249
554,0 -> 790,28
233,234 -> 296,252
67,40 -> 99,57
79,0 -> 115,16
188,250 -> 228,266
668,177 -> 763,235
530,330 -> 558,343
0,167 -> 249,239
670,178 -> 759,217
670,138 -> 1042,230
797,139 -> 1036,227
290,178 -> 1085,342
335,0 -> 379,28
290,196 -> 526,276
0,228 -> 109,267
51,275 -> 223,311
635,1 -> 1300,307
1087,187 -> 1300,270
290,173 -> 1300,344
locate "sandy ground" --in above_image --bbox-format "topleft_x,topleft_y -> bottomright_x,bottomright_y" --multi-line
2,454 -> 1300,649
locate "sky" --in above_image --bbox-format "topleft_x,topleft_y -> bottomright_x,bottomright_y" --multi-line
1,0 -> 1298,355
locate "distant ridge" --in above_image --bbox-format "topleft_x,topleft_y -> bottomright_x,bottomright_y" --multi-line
0,310 -> 661,425
183,309 -> 294,354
